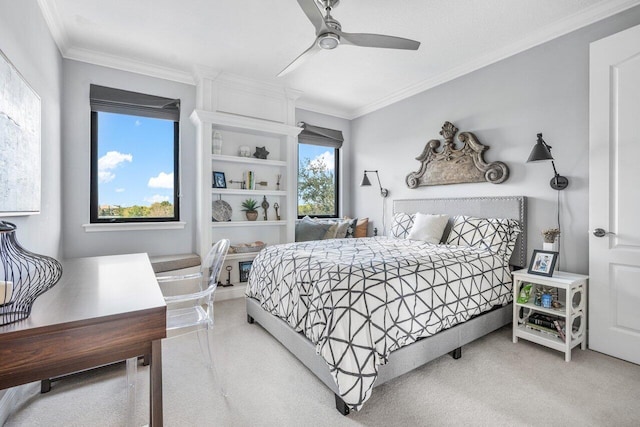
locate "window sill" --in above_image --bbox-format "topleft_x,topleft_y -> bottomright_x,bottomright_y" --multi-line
82,221 -> 186,232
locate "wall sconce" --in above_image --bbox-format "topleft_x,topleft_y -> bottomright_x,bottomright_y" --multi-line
526,133 -> 569,190
361,170 -> 389,197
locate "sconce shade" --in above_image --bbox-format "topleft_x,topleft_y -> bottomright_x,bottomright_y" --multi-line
527,134 -> 554,162
360,173 -> 372,187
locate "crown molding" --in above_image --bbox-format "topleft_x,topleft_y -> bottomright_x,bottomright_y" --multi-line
350,0 -> 640,118
37,0 -> 69,55
64,46 -> 194,85
295,100 -> 353,120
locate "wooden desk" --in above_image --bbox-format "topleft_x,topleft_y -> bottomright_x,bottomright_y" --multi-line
0,253 -> 166,426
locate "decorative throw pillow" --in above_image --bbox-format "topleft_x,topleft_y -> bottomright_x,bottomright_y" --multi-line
390,212 -> 416,239
334,219 -> 351,238
354,217 -> 368,238
295,216 -> 331,242
446,215 -> 521,259
406,213 -> 449,244
343,217 -> 359,237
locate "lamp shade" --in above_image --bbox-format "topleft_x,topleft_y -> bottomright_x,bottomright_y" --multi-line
527,135 -> 554,162
360,172 -> 372,186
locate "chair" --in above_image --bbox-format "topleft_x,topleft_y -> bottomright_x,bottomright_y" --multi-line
157,238 -> 230,369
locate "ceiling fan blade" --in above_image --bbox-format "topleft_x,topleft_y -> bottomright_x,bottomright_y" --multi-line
338,31 -> 420,50
277,40 -> 321,77
297,0 -> 327,34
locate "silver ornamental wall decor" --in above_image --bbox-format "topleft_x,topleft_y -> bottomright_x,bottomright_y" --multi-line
406,121 -> 509,188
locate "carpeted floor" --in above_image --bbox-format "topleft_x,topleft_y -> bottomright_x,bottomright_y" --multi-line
6,298 -> 640,426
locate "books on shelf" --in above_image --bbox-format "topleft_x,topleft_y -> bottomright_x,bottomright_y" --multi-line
244,171 -> 255,190
525,312 -> 566,342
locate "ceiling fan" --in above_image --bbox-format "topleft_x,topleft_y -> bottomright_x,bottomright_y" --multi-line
278,0 -> 420,77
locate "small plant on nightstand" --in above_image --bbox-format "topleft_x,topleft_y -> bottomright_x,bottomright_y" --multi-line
241,199 -> 259,221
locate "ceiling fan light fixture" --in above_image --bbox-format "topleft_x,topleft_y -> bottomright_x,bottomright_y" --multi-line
318,33 -> 340,49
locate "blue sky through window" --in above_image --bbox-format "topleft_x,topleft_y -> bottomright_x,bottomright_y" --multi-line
97,112 -> 174,207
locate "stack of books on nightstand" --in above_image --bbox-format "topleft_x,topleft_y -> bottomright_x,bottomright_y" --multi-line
525,313 -> 566,342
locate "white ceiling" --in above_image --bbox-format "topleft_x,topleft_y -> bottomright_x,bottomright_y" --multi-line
39,0 -> 640,119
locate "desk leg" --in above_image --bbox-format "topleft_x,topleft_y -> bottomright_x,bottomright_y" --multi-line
150,340 -> 163,427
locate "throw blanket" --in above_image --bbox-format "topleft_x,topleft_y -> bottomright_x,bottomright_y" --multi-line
246,237 -> 513,411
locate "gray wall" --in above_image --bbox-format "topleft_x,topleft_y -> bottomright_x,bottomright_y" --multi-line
350,6 -> 640,275
295,109 -> 352,218
0,0 -> 63,257
62,60 -> 197,258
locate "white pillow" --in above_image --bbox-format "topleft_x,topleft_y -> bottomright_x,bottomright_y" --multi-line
406,213 -> 449,243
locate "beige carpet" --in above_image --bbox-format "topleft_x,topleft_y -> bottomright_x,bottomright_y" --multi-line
6,298 -> 640,426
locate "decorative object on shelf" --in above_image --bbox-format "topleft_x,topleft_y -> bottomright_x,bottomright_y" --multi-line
253,146 -> 269,159
0,49 -> 41,215
241,198 -> 259,221
213,171 -> 227,188
542,292 -> 553,308
228,179 -> 246,189
238,260 -> 253,283
527,249 -> 558,277
273,202 -> 281,220
542,227 -> 560,252
361,170 -> 389,197
527,133 -> 569,190
211,198 -> 232,222
406,121 -> 509,189
212,130 -> 223,155
0,221 -> 63,326
239,145 -> 251,157
516,283 -> 533,304
229,241 -> 265,254
261,196 -> 270,221
276,174 -> 282,191
221,265 -> 233,287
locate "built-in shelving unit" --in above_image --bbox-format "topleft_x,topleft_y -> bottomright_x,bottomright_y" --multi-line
190,71 -> 302,296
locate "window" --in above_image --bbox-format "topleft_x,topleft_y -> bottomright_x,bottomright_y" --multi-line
90,85 -> 180,223
297,122 -> 343,218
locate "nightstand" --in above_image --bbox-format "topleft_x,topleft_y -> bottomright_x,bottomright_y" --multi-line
512,270 -> 588,361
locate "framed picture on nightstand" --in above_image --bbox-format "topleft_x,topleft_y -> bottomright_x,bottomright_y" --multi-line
527,249 -> 558,277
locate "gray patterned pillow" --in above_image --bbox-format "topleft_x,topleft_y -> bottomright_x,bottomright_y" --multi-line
446,215 -> 521,259
390,213 -> 416,239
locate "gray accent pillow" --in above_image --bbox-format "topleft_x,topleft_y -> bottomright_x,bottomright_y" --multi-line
295,216 -> 332,242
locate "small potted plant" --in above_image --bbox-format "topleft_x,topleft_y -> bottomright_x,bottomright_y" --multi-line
542,228 -> 560,251
241,199 -> 259,221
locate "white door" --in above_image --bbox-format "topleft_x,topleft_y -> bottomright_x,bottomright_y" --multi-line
589,24 -> 640,364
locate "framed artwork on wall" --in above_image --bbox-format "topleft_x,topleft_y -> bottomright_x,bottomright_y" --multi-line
0,48 -> 41,215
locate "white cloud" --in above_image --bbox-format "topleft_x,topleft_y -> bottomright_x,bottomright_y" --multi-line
135,120 -> 141,126
98,151 -> 132,183
310,151 -> 334,171
148,172 -> 174,189
145,194 -> 170,205
115,188 -> 125,193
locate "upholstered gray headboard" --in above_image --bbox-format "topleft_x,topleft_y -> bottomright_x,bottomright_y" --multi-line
393,196 -> 527,268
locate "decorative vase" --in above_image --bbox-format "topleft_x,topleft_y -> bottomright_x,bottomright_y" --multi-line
543,241 -> 558,252
212,130 -> 223,155
245,211 -> 258,221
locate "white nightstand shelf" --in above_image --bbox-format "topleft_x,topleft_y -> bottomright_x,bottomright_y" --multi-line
512,270 -> 588,362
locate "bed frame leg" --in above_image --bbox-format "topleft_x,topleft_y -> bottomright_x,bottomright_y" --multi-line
450,347 -> 462,360
247,314 -> 254,324
334,394 -> 350,416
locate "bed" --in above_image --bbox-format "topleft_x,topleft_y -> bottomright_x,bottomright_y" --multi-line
245,196 -> 526,414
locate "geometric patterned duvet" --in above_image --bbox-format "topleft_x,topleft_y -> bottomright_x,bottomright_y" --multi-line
246,237 -> 513,411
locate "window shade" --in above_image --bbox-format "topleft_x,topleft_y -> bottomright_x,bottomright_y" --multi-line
90,84 -> 180,121
297,122 -> 344,149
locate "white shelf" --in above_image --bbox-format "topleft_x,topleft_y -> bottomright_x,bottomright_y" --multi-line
212,220 -> 286,228
212,154 -> 287,167
212,189 -> 287,196
225,252 -> 260,260
515,301 -> 567,318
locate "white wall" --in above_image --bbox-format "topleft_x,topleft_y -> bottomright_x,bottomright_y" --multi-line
62,60 -> 197,258
295,109 -> 352,218
0,0 -> 63,258
350,6 -> 640,275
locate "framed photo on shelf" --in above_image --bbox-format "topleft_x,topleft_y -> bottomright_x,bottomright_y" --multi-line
238,260 -> 253,282
527,249 -> 558,277
213,171 -> 226,189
